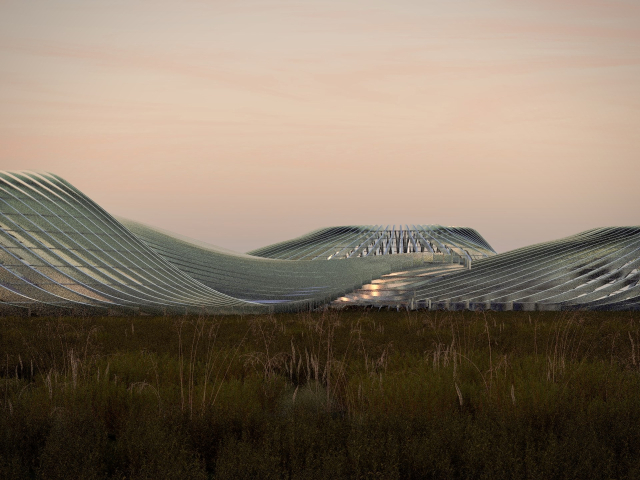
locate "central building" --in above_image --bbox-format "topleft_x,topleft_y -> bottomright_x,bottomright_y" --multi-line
247,225 -> 496,260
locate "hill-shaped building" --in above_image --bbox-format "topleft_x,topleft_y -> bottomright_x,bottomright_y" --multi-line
0,171 -> 637,315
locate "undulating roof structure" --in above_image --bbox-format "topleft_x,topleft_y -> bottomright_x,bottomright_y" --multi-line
336,227 -> 640,311
0,170 -> 638,315
247,225 -> 495,260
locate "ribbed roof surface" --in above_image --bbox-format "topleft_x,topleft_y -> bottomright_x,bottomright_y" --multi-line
336,227 -> 640,311
248,225 -> 495,260
0,170 -> 637,314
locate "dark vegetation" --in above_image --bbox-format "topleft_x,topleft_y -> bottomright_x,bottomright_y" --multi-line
2,309 -> 640,479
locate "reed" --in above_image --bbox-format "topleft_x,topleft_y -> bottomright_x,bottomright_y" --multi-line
1,310 -> 640,478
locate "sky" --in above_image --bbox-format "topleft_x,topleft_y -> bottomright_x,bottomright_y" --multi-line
0,0 -> 639,253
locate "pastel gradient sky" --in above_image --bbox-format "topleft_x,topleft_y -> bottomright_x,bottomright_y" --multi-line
1,0 -> 638,253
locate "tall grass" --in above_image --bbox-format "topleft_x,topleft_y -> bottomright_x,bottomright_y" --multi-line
2,310 -> 640,478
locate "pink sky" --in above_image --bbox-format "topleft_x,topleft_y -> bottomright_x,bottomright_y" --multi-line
1,0 -> 639,253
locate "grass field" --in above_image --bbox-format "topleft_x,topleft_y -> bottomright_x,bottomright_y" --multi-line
2,309 -> 640,479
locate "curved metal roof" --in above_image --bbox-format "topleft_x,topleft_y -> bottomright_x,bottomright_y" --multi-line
0,170 -> 637,314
